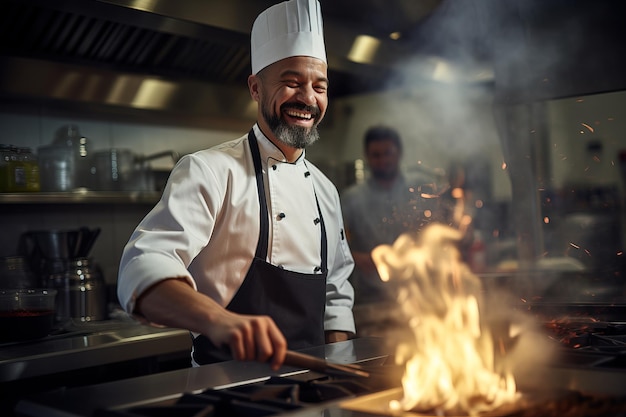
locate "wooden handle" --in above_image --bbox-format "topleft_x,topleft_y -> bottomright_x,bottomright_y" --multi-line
283,350 -> 370,378
284,350 -> 328,371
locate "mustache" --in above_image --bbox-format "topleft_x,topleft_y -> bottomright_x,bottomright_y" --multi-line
280,103 -> 321,119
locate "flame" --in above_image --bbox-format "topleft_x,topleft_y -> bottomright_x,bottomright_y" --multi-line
371,224 -> 519,415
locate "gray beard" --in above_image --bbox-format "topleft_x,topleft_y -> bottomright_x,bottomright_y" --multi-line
262,105 -> 320,149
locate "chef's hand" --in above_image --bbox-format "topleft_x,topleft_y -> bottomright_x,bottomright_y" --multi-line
134,278 -> 287,370
207,309 -> 287,370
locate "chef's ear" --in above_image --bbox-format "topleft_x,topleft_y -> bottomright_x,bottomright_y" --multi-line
248,74 -> 261,102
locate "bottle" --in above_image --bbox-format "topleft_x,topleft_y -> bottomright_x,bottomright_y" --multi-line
0,145 -> 40,192
0,145 -> 11,192
17,147 -> 41,192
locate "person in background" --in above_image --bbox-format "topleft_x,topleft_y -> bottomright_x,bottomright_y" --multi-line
117,0 -> 355,369
340,126 -> 439,334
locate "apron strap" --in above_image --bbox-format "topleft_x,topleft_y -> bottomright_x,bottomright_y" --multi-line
248,130 -> 269,260
313,179 -> 328,274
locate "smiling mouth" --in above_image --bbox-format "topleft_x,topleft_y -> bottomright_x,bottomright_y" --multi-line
281,104 -> 320,122
285,109 -> 312,120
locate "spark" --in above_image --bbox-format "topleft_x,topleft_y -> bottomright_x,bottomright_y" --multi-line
451,188 -> 464,199
581,123 -> 594,133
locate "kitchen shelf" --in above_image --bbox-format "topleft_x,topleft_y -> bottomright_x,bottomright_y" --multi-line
0,190 -> 161,204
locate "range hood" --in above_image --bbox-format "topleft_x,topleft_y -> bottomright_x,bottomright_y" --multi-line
0,0 -> 441,126
0,0 -> 625,126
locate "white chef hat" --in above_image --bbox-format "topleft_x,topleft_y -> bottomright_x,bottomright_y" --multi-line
251,0 -> 326,75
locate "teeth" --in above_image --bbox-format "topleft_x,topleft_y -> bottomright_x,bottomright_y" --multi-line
286,110 -> 311,119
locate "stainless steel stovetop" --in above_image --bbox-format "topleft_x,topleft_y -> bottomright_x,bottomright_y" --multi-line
15,335 -> 626,417
15,337 -> 393,417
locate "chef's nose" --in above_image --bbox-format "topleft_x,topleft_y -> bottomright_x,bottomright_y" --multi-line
296,84 -> 316,106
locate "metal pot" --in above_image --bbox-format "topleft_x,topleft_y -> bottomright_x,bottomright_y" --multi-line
93,149 -> 178,191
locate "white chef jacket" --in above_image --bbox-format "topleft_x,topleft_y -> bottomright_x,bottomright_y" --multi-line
117,124 -> 356,334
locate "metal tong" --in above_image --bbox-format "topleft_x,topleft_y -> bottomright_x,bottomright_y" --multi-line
283,350 -> 370,378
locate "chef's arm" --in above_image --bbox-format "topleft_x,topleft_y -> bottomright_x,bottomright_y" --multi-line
135,277 -> 287,369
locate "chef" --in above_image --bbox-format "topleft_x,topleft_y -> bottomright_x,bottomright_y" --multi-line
117,0 -> 356,370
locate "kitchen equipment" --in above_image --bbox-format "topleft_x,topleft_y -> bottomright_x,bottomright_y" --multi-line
19,227 -> 101,275
0,256 -> 38,289
36,145 -> 75,192
52,125 -> 91,189
37,125 -> 91,191
0,288 -> 57,342
47,258 -> 107,322
18,228 -> 105,322
93,149 -> 178,191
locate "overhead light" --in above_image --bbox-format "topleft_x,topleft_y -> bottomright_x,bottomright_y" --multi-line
132,78 -> 178,109
347,35 -> 381,64
389,32 -> 402,40
105,75 -> 178,109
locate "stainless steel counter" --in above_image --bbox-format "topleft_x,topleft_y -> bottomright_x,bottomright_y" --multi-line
15,337 -> 392,417
0,317 -> 191,382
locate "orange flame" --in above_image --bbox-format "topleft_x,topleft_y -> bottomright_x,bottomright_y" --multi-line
371,224 -> 519,415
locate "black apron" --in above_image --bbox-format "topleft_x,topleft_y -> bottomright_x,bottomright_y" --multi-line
193,130 -> 328,365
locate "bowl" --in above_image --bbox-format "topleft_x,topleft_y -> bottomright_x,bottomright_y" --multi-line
0,288 -> 57,342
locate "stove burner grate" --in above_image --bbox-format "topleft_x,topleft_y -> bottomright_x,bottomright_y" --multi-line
96,374 -> 382,417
